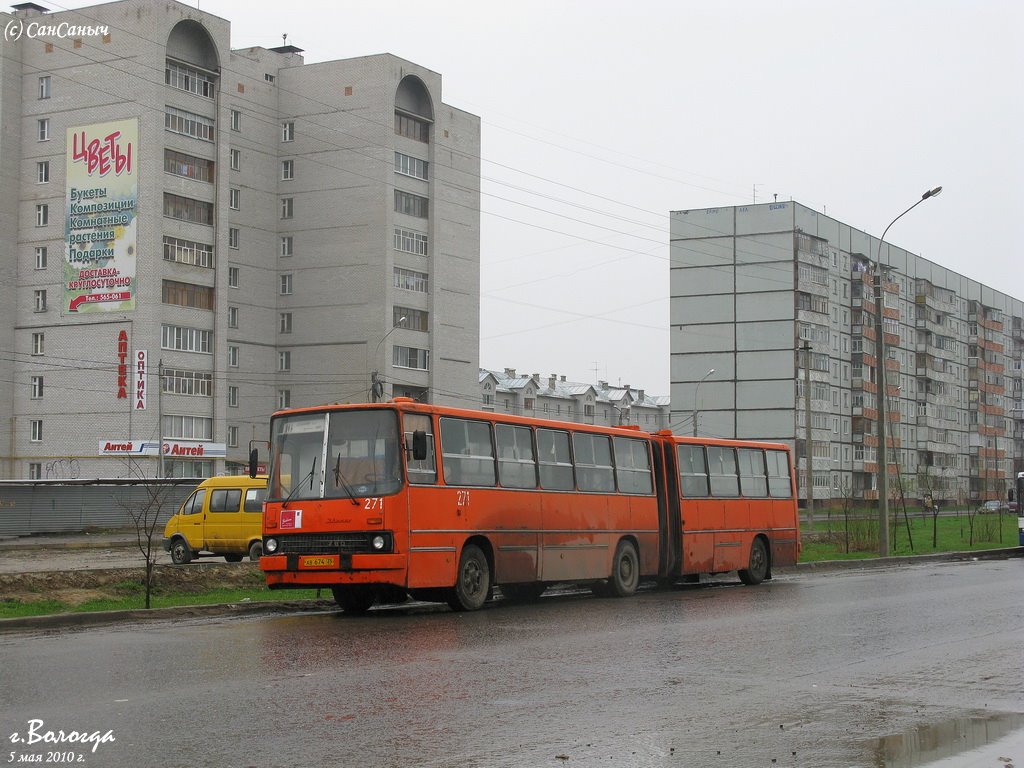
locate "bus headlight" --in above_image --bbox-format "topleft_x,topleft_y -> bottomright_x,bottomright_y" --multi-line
265,538 -> 278,554
371,535 -> 386,551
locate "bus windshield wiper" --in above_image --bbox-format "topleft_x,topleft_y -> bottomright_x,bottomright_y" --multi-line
282,455 -> 317,509
333,453 -> 361,506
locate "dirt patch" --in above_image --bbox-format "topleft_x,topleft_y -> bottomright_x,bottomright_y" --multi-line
0,563 -> 265,607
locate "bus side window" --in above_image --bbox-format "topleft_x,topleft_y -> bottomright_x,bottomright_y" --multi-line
737,448 -> 768,497
403,413 -> 437,485
707,446 -> 739,497
537,428 -> 574,490
678,444 -> 709,497
496,424 -> 537,489
613,437 -> 652,494
766,450 -> 792,497
573,433 -> 614,492
440,417 -> 496,487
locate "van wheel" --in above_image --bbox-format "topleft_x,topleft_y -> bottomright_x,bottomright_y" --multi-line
223,554 -> 243,563
446,544 -> 490,612
248,541 -> 263,561
170,538 -> 192,565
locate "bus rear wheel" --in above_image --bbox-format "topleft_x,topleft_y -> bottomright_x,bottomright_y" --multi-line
447,544 -> 490,612
609,539 -> 640,597
739,537 -> 769,585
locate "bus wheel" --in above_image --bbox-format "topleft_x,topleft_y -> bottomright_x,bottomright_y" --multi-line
170,538 -> 192,565
609,539 -> 640,597
501,582 -> 546,603
332,586 -> 376,614
447,544 -> 490,612
739,538 -> 769,585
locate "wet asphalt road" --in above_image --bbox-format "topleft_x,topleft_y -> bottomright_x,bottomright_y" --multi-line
1,559 -> 1022,768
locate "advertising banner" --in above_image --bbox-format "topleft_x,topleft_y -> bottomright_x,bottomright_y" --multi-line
65,118 -> 138,313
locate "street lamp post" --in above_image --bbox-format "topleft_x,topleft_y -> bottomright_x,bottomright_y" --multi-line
875,186 -> 942,557
369,317 -> 406,402
693,368 -> 715,437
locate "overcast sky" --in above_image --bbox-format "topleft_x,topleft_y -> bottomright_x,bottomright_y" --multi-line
62,0 -> 1024,395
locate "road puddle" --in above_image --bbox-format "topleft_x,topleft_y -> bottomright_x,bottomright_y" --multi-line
873,712 -> 1024,767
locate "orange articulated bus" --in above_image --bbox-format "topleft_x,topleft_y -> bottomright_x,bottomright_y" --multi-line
255,398 -> 800,613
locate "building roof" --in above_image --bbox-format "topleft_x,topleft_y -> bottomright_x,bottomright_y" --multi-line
480,368 -> 668,408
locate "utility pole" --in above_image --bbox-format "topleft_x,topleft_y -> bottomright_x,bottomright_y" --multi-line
802,341 -> 814,528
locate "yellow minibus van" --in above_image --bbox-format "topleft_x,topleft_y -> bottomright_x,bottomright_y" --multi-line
162,475 -> 267,564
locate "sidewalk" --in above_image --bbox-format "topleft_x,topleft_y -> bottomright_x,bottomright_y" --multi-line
0,529 -> 142,550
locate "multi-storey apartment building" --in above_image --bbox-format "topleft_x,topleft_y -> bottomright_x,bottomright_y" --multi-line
1,0 -> 480,479
480,368 -> 670,431
670,202 -> 1023,506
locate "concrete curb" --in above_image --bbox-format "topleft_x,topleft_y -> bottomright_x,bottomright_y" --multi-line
2,547 -> 1020,632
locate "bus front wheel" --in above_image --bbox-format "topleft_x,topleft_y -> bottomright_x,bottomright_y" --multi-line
447,544 -> 490,612
739,537 -> 769,585
332,586 -> 376,614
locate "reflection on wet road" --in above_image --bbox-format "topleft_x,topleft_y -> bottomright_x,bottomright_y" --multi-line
1,559 -> 1022,767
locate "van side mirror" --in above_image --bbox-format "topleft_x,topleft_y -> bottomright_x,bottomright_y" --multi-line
248,448 -> 259,479
411,430 -> 428,462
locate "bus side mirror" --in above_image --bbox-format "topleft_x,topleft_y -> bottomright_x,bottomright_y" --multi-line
412,430 -> 428,462
248,448 -> 259,479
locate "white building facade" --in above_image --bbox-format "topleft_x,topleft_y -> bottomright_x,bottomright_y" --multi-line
2,0 -> 480,478
671,202 -> 1023,506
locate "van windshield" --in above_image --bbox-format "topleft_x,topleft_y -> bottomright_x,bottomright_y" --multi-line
267,409 -> 402,501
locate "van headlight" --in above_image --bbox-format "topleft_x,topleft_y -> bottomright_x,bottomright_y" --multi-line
372,535 -> 386,551
265,538 -> 278,554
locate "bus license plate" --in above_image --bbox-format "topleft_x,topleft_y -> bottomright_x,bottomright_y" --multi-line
300,555 -> 338,569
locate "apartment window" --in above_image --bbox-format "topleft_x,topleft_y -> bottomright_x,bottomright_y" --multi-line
278,351 -> 291,372
227,306 -> 238,328
280,236 -> 293,257
280,197 -> 293,219
163,193 -> 214,225
229,187 -> 240,210
31,332 -> 44,355
30,376 -> 43,400
29,463 -> 42,480
30,420 -> 43,442
279,274 -> 293,295
229,148 -> 240,170
36,161 -> 50,183
281,160 -> 294,180
393,345 -> 429,370
34,247 -> 47,270
281,121 -> 294,142
161,324 -> 211,353
165,105 -> 215,141
37,118 -> 50,141
162,368 -> 213,397
394,227 -> 428,256
33,290 -> 47,312
393,267 -> 428,293
279,312 -> 292,333
38,75 -> 51,99
164,149 -> 214,183
394,190 -> 428,218
395,112 -> 429,142
35,204 -> 48,227
165,60 -> 216,98
264,73 -> 275,84
227,345 -> 238,367
230,109 -> 240,131
163,236 -> 214,268
227,426 -> 239,449
277,389 -> 291,409
395,152 -> 428,180
227,386 -> 239,408
228,228 -> 239,249
162,414 -> 213,440
394,306 -> 428,332
228,266 -> 239,287
162,280 -> 215,310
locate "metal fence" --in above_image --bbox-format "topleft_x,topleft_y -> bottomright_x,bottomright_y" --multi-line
0,479 -> 200,537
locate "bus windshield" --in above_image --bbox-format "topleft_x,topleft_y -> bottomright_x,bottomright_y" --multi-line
268,409 -> 403,501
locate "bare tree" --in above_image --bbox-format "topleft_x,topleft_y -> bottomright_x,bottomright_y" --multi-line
118,459 -> 178,609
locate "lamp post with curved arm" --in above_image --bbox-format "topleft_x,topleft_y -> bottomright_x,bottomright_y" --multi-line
369,316 -> 406,402
875,187 -> 941,557
693,368 -> 715,436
